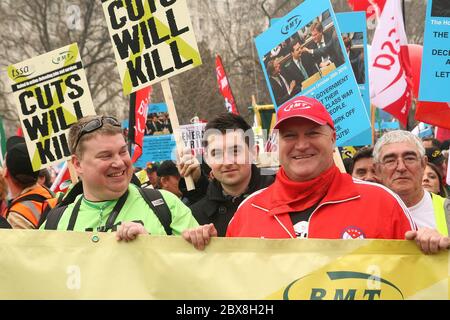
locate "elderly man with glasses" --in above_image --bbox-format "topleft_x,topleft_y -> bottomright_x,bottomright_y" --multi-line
374,130 -> 450,238
40,115 -> 198,240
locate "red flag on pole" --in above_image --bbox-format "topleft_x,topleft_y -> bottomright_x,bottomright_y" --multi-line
131,86 -> 152,163
215,54 -> 239,114
369,0 -> 412,127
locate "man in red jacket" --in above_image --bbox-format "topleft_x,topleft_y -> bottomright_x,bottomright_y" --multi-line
183,96 -> 450,254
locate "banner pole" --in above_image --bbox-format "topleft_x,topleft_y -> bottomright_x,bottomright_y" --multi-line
333,147 -> 346,173
161,79 -> 195,191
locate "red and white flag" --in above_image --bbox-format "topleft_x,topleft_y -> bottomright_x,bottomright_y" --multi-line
131,86 -> 152,163
369,0 -> 412,127
215,54 -> 239,114
50,162 -> 71,194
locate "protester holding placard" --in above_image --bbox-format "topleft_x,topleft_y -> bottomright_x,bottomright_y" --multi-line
183,112 -> 274,237
183,96 -> 450,255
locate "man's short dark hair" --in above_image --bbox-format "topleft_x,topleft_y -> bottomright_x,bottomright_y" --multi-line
350,147 -> 374,174
203,113 -> 253,148
290,40 -> 301,53
157,160 -> 180,178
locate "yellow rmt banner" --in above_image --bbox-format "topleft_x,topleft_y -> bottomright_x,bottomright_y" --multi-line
0,230 -> 448,299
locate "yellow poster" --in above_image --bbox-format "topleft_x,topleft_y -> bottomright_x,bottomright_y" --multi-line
7,43 -> 96,171
0,230 -> 447,300
102,0 -> 202,95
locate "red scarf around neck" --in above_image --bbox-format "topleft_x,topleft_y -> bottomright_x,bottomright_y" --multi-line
268,165 -> 339,215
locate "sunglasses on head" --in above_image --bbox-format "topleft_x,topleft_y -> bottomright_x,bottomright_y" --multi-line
73,116 -> 121,152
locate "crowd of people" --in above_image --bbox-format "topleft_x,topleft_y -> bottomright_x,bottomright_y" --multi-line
1,96 -> 450,258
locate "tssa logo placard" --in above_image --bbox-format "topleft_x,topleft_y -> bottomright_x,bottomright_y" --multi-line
11,66 -> 35,80
8,43 -> 96,171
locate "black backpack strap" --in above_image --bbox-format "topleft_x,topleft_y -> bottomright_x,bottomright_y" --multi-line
43,205 -> 69,230
138,188 -> 172,235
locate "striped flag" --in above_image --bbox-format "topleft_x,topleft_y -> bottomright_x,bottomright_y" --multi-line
369,0 -> 412,127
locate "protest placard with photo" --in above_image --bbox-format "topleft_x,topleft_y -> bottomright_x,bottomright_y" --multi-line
101,0 -> 202,95
7,43 -> 96,171
134,103 -> 176,168
255,0 -> 370,147
336,11 -> 371,146
419,0 -> 450,103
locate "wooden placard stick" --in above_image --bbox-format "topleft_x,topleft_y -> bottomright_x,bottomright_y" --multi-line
68,160 -> 79,185
333,147 -> 346,173
161,79 -> 195,191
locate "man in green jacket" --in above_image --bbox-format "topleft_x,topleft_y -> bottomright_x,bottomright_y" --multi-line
40,115 -> 198,240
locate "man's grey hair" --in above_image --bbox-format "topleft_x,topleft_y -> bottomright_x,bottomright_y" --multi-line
373,130 -> 425,163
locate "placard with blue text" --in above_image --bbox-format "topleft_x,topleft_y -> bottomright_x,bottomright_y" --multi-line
419,0 -> 450,103
255,0 -> 370,146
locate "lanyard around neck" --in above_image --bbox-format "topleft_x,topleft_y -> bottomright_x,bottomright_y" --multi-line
67,190 -> 129,231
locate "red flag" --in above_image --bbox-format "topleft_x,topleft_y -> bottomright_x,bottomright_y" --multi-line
369,0 -> 412,127
50,162 -> 71,194
215,54 -> 239,114
131,86 -> 152,163
436,127 -> 450,142
347,0 -> 386,15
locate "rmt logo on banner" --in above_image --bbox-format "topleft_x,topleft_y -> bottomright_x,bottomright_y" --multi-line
104,0 -> 197,94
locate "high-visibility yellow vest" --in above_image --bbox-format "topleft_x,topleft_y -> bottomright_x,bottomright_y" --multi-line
431,193 -> 450,236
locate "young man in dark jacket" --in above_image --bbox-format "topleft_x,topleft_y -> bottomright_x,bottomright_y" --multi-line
180,113 -> 274,236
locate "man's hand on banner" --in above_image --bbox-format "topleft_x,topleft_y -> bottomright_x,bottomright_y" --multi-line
178,148 -> 201,183
182,223 -> 218,251
116,222 -> 148,242
405,228 -> 450,255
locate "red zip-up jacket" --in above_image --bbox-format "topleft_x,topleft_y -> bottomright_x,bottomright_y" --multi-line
226,172 -> 416,239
